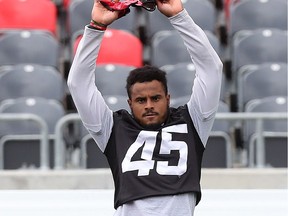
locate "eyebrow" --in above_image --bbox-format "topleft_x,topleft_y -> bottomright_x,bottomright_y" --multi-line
135,94 -> 162,100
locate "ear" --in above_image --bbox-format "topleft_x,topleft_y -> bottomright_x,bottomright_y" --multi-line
166,94 -> 170,106
127,98 -> 132,108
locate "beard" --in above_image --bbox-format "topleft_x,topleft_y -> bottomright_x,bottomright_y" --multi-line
141,122 -> 163,130
130,105 -> 169,130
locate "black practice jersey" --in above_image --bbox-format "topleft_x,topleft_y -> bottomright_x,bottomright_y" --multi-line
104,105 -> 204,209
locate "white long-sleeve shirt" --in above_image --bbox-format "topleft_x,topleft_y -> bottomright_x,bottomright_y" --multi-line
68,9 -> 222,216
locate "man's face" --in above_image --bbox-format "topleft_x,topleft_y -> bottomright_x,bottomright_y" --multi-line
128,80 -> 170,127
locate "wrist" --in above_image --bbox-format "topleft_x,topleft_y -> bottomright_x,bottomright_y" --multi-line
89,19 -> 108,31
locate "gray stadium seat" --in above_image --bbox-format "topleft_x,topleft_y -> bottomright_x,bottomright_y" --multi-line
162,62 -> 196,100
237,63 -> 288,111
144,0 -> 217,39
232,29 -> 288,74
151,30 -> 220,67
0,30 -> 60,68
77,94 -> 130,169
68,0 -> 137,35
169,95 -> 191,108
163,62 -> 226,103
103,95 -> 130,112
229,0 -> 288,36
244,96 -> 288,167
0,64 -> 66,102
202,101 -> 233,168
0,97 -> 66,169
95,64 -> 135,97
80,94 -> 130,168
80,134 -> 110,169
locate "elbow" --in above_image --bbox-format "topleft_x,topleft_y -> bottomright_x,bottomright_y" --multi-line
67,75 -> 73,88
216,57 -> 223,74
67,76 -> 74,92
215,58 -> 224,83
67,70 -> 78,92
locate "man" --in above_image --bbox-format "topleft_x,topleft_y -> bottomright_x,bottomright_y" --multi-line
67,0 -> 223,215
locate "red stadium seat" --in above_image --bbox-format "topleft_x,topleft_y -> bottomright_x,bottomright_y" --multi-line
73,29 -> 143,67
63,0 -> 70,9
0,0 -> 58,35
224,0 -> 241,25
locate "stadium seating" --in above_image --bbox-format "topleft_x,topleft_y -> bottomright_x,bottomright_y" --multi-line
0,30 -> 60,68
0,64 -> 66,102
79,94 -> 131,168
237,63 -> 288,111
68,0 -> 138,35
244,96 -> 288,167
163,61 -> 227,102
202,101 -> 233,168
168,93 -> 234,168
63,0 -> 70,9
228,0 -> 287,36
150,30 -> 190,67
231,29 -> 288,75
80,134 -> 110,168
150,30 -> 220,67
94,64 -> 135,97
169,95 -> 191,108
72,29 -> 143,67
67,0 -> 94,34
182,0 -> 217,33
0,0 -> 58,36
0,97 -> 66,169
162,62 -> 196,100
144,0 -> 217,40
0,0 -> 287,171
103,95 -> 130,111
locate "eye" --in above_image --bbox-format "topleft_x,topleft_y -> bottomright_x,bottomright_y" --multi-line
136,98 -> 146,104
152,95 -> 161,102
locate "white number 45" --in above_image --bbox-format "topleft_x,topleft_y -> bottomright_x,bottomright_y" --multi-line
121,124 -> 188,176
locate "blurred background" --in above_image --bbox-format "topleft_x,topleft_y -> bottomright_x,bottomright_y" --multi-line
0,0 -> 287,215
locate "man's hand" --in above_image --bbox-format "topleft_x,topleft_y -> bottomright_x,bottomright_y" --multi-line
156,0 -> 184,17
91,0 -> 126,26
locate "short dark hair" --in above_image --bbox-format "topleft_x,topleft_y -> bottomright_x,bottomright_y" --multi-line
126,65 -> 168,99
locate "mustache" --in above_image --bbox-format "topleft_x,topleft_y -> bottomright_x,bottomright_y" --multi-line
142,110 -> 159,117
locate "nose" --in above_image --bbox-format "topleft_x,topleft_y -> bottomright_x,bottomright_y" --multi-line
145,99 -> 154,109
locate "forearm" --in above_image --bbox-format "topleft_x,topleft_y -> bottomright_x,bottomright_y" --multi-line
67,27 -> 113,151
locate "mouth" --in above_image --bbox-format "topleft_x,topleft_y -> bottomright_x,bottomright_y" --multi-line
143,112 -> 158,117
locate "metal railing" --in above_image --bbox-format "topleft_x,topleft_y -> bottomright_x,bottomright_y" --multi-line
0,113 -> 50,170
215,112 -> 288,168
53,112 -> 287,169
54,113 -> 82,169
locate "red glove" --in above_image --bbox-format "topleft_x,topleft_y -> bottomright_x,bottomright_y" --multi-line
100,0 -> 156,12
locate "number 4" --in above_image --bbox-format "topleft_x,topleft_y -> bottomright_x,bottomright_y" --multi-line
121,124 -> 188,176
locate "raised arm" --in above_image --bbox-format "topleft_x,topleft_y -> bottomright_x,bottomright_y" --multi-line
157,0 -> 223,145
67,0 -> 126,151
